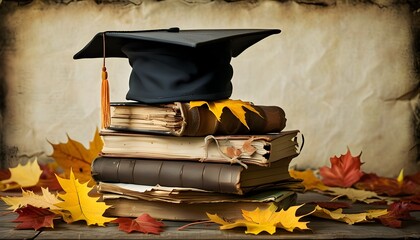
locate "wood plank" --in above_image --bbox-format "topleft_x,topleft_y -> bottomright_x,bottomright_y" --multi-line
0,206 -> 40,239
0,192 -> 419,239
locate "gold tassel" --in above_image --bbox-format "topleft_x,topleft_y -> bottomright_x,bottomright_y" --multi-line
101,33 -> 110,129
101,66 -> 110,129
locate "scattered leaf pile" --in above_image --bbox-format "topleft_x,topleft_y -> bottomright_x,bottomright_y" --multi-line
0,129 -> 419,235
0,130 -> 164,234
289,148 -> 420,228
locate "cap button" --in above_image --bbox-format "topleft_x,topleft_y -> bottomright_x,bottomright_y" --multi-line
167,27 -> 180,32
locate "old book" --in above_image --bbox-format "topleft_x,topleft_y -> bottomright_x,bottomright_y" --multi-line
92,156 -> 301,195
100,130 -> 302,166
101,188 -> 297,221
108,101 -> 287,136
97,182 -> 304,203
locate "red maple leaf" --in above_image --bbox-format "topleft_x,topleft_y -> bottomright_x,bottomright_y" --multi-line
12,205 -> 56,230
377,201 -> 420,228
319,148 -> 363,188
112,214 -> 164,234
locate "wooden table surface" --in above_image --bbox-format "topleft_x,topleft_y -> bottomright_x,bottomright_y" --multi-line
1,191 -> 419,239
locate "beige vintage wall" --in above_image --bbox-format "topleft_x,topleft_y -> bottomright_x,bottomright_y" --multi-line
1,0 -> 419,177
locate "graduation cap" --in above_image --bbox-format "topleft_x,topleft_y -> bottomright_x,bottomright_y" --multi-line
74,27 -> 281,128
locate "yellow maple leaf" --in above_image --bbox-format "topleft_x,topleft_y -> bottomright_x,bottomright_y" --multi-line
190,99 -> 262,129
1,187 -> 62,211
0,158 -> 42,191
48,128 -> 103,184
207,203 -> 312,235
289,169 -> 329,191
54,169 -> 115,226
312,205 -> 388,225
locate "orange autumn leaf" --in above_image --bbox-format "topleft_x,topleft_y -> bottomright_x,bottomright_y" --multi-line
190,99 -> 262,129
207,203 -> 312,235
48,128 -> 103,184
319,148 -> 363,188
289,169 -> 329,191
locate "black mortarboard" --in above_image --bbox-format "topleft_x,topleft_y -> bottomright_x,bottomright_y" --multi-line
74,27 -> 280,103
73,27 -> 280,128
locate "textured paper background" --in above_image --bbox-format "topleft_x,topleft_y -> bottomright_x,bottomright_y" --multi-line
1,0 -> 418,176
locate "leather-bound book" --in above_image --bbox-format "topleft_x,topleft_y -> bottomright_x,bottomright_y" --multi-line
91,156 -> 301,195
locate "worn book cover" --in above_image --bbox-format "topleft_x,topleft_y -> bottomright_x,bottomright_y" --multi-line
109,102 -> 287,136
97,182 -> 304,203
100,130 -> 302,166
100,186 -> 297,221
92,156 -> 302,194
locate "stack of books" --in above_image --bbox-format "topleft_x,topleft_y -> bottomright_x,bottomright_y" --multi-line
92,101 -> 304,221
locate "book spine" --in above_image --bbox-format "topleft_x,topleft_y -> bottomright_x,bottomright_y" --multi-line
91,157 -> 244,194
181,104 -> 287,136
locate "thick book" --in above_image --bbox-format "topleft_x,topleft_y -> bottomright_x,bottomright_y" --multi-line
100,188 -> 297,221
108,101 -> 287,136
92,156 -> 300,195
100,130 -> 302,166
97,182 -> 304,203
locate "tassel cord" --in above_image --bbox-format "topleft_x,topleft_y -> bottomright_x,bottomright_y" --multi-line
101,33 -> 111,129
